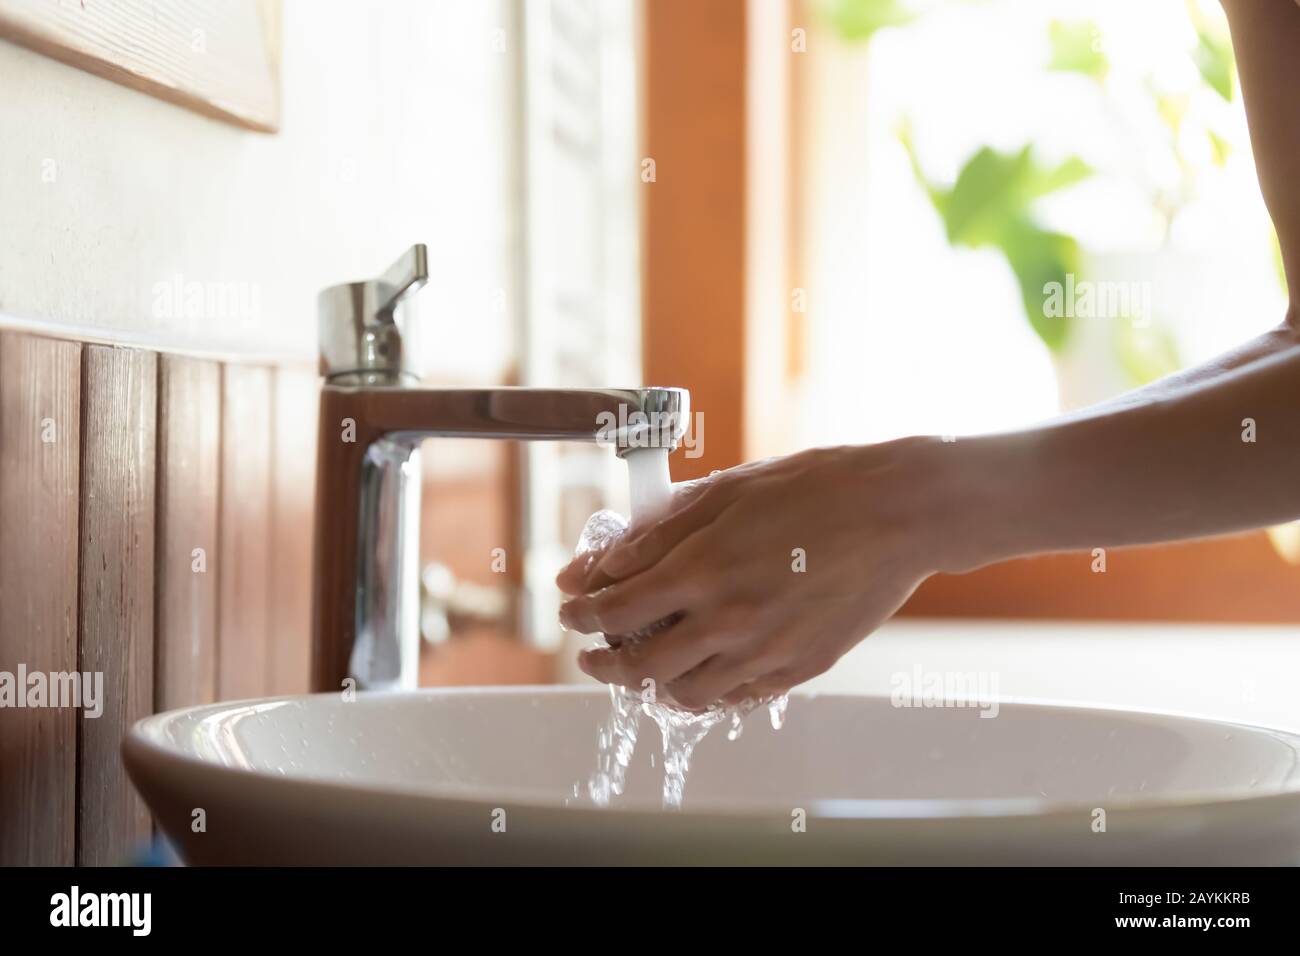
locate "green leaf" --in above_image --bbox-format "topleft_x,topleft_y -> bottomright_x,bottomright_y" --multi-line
1207,129 -> 1232,167
1185,0 -> 1232,102
931,145 -> 1091,249
1023,155 -> 1094,200
940,146 -> 1035,247
1001,221 -> 1079,352
895,122 -> 948,218
898,138 -> 1093,352
1047,20 -> 1108,82
821,0 -> 916,42
1184,0 -> 1235,100
1193,33 -> 1233,100
1155,92 -> 1189,136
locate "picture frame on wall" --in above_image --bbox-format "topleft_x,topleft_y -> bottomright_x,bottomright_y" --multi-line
0,0 -> 280,132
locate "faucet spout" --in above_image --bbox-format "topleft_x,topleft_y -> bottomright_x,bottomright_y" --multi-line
324,385 -> 689,448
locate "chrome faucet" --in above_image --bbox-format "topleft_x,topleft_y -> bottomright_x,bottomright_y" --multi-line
311,245 -> 689,691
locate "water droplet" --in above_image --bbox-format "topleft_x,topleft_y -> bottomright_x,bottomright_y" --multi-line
726,711 -> 744,741
769,695 -> 789,730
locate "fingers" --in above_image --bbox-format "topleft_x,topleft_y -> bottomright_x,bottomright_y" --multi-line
554,478 -> 717,595
577,616 -> 726,691
666,621 -> 799,709
580,615 -> 841,715
666,654 -> 763,711
560,561 -> 701,635
706,628 -> 846,709
555,546 -> 617,596
718,676 -> 791,708
594,480 -> 737,582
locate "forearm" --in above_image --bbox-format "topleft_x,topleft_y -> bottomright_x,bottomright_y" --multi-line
927,322 -> 1300,573
1055,318 -> 1298,419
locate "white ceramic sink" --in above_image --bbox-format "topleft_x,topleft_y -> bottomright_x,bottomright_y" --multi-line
124,686 -> 1300,864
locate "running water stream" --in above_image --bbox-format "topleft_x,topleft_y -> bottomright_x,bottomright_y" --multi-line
581,447 -> 789,809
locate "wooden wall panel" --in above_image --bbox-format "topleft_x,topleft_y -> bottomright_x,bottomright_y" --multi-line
76,345 -> 157,866
155,355 -> 221,711
0,332 -> 81,866
268,366 -> 318,695
1,333 -> 319,862
217,364 -> 273,701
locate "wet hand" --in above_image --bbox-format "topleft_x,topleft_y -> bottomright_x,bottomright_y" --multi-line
556,440 -> 945,709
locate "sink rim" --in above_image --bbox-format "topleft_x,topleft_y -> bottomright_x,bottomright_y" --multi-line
123,684 -> 1300,823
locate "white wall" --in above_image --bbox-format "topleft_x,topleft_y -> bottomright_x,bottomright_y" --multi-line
0,0 -> 517,379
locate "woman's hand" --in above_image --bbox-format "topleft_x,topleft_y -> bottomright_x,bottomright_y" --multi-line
556,438 -> 956,709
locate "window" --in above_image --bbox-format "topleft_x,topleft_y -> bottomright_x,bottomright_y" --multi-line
788,0 -> 1297,620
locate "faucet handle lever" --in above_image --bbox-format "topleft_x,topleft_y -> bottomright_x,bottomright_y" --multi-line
376,244 -> 429,319
318,243 -> 431,384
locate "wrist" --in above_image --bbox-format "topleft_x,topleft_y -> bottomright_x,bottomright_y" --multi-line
896,433 -> 1032,576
